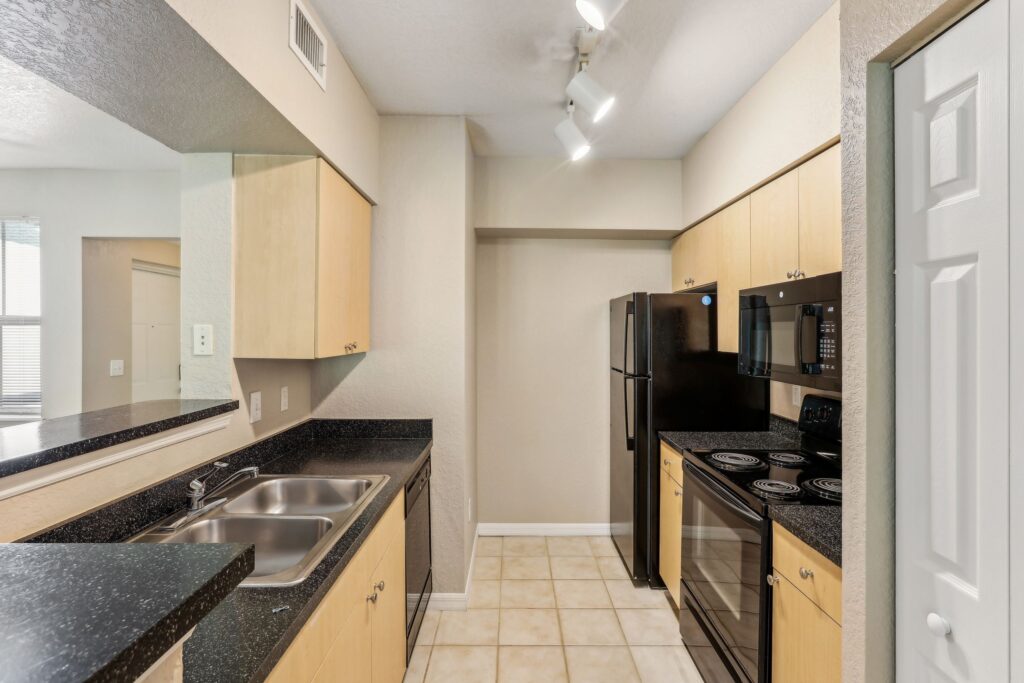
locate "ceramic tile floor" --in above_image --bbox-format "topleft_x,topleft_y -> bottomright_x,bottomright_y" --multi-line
404,536 -> 704,683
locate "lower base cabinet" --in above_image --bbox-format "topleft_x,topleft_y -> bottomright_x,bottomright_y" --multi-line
658,443 -> 684,607
771,573 -> 841,682
771,523 -> 841,682
268,493 -> 406,683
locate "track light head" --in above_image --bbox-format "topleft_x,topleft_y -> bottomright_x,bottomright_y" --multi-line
575,0 -> 626,31
554,113 -> 591,161
566,70 -> 615,123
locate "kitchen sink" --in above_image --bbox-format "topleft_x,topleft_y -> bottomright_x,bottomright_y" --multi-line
222,477 -> 374,516
130,474 -> 388,587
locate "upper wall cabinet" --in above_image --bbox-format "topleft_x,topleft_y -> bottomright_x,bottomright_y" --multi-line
671,215 -> 719,291
715,197 -> 751,353
750,144 -> 842,287
797,144 -> 842,278
234,155 -> 371,359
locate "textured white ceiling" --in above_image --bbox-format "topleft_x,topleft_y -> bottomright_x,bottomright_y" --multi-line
0,56 -> 180,170
310,0 -> 834,158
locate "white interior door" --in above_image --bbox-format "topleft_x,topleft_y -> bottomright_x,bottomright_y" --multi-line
131,265 -> 180,402
895,0 -> 1009,680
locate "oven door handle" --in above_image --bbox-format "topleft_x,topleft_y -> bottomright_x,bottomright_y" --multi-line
684,461 -> 763,525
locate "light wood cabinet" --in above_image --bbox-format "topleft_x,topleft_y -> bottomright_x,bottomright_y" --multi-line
750,168 -> 800,287
797,144 -> 842,278
714,197 -> 751,352
267,492 -> 406,683
750,144 -> 842,287
658,442 -> 684,607
771,522 -> 842,683
671,214 -> 719,292
771,572 -> 841,683
234,155 -> 371,359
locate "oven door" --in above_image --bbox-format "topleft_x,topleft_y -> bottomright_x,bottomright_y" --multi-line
682,461 -> 769,683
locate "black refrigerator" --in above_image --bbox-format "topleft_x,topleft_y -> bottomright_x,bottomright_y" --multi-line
609,292 -> 769,584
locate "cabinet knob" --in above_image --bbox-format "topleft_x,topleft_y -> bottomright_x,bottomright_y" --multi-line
674,489 -> 681,497
366,593 -> 378,603
786,271 -> 795,279
798,567 -> 814,580
663,459 -> 671,465
374,580 -> 386,592
766,574 -> 780,587
926,612 -> 951,637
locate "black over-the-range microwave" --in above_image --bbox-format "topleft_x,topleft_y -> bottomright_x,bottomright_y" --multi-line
737,271 -> 841,392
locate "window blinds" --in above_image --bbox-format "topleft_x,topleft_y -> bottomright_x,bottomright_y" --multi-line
0,219 -> 41,416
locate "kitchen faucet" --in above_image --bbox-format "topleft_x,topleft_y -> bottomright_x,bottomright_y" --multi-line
157,461 -> 260,532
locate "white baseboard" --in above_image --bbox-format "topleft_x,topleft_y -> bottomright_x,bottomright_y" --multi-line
428,593 -> 468,611
476,523 -> 612,537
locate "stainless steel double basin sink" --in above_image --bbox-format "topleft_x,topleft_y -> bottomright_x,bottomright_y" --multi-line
131,474 -> 388,587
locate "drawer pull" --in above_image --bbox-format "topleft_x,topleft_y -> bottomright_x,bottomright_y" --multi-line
799,567 -> 814,580
366,593 -> 378,603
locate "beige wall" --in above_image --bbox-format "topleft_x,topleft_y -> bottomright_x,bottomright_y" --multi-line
476,237 -> 671,524
839,1 -> 982,681
165,0 -> 381,201
679,3 -> 840,228
312,116 -> 475,594
82,239 -> 181,411
474,157 -> 683,237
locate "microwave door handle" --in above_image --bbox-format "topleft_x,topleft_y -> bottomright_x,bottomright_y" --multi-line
797,305 -> 821,368
684,462 -> 762,525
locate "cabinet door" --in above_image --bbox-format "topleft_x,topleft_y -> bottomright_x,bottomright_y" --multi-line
234,155 -> 318,358
772,573 -> 841,683
316,160 -> 372,358
715,197 -> 751,352
313,593 -> 373,683
659,467 -> 682,608
750,170 -> 799,287
798,144 -> 842,277
670,231 -> 692,292
370,538 -> 407,683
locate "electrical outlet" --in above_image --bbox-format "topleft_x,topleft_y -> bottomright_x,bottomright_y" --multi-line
280,386 -> 289,412
109,359 -> 124,377
791,385 -> 802,407
193,324 -> 214,356
249,391 -> 262,424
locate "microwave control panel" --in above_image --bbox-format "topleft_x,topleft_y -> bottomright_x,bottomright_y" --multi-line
818,306 -> 839,372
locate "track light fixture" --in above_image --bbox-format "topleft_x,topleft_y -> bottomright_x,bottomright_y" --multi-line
566,67 -> 615,123
554,105 -> 591,161
575,0 -> 626,31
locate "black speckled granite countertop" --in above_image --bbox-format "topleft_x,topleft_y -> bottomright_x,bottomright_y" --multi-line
659,417 -> 841,567
0,542 -> 253,683
769,505 -> 842,567
183,433 -> 432,682
29,419 -> 433,683
0,399 -> 238,479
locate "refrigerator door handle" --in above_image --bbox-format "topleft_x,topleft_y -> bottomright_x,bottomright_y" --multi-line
623,300 -> 633,376
624,377 -> 634,452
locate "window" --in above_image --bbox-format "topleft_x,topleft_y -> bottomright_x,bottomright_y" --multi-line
0,219 -> 41,417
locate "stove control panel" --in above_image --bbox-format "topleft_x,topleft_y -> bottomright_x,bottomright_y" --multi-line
798,394 -> 842,442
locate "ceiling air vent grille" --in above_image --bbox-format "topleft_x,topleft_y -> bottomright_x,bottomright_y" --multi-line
290,0 -> 327,90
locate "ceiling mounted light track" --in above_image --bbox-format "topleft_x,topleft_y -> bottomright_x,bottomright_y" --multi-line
575,0 -> 627,31
566,67 -> 615,123
554,105 -> 591,161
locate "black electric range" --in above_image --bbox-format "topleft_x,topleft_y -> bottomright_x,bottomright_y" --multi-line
679,395 -> 841,683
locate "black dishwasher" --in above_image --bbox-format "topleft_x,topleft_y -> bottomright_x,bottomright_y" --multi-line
405,457 -> 431,661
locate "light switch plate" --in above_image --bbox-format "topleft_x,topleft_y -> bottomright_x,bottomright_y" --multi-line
193,324 -> 214,356
109,359 -> 124,377
280,386 -> 289,412
249,391 -> 262,424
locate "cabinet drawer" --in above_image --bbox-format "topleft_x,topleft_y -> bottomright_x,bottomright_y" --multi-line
772,523 -> 841,624
660,442 -> 684,486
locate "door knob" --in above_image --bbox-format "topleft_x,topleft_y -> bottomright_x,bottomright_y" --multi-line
926,612 -> 951,637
